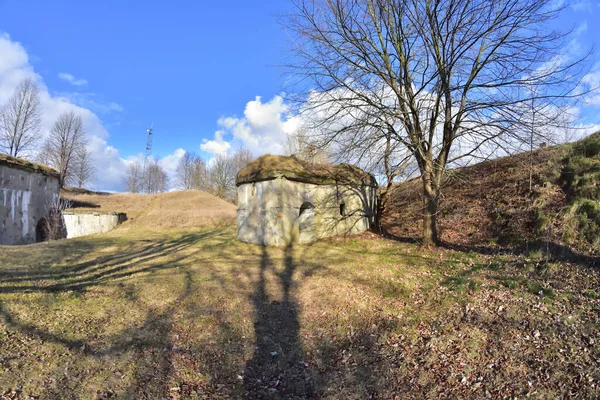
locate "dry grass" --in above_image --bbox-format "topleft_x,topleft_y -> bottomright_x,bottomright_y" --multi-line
61,189 -> 237,230
384,146 -> 569,248
1,220 -> 599,398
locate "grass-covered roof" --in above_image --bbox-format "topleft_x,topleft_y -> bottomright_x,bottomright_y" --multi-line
235,154 -> 377,187
0,153 -> 60,178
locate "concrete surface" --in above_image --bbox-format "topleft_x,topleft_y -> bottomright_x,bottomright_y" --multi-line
237,177 -> 376,246
0,163 -> 60,245
62,211 -> 127,238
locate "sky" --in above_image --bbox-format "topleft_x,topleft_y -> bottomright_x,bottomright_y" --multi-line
0,0 -> 599,191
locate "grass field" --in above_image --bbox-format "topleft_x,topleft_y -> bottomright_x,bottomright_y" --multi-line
1,199 -> 599,399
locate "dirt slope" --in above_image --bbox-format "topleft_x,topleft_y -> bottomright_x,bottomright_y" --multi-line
384,132 -> 600,255
61,189 -> 237,230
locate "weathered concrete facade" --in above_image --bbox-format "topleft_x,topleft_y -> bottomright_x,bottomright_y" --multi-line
236,155 -> 377,246
62,211 -> 127,238
0,155 -> 60,245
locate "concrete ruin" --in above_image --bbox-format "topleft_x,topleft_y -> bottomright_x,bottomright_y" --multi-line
236,155 -> 377,246
62,211 -> 127,238
0,154 -> 60,245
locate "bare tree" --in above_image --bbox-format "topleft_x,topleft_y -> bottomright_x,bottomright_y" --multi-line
143,158 -> 169,194
0,78 -> 42,158
286,0 -> 590,246
124,161 -> 143,193
207,148 -> 253,201
39,111 -> 86,187
72,146 -> 95,189
176,151 -> 207,190
40,196 -> 72,241
284,126 -> 330,163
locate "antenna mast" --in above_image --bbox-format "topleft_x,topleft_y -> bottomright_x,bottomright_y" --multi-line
142,122 -> 153,193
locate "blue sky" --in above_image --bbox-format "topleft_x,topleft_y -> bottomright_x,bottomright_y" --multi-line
0,0 -> 599,190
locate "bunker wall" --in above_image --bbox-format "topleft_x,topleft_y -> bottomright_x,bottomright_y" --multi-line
62,212 -> 126,239
237,177 -> 376,246
0,164 -> 60,245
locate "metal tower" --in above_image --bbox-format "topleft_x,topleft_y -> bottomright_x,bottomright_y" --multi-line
142,122 -> 153,192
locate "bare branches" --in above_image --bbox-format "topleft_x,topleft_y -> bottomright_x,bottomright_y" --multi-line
72,147 -> 95,189
175,152 -> 207,190
0,78 -> 42,158
39,111 -> 86,187
285,0 -> 590,245
284,126 -> 330,163
175,149 -> 254,202
143,158 -> 169,194
124,162 -> 143,193
207,149 -> 253,201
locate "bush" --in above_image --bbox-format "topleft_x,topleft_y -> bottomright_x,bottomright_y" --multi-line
558,132 -> 600,249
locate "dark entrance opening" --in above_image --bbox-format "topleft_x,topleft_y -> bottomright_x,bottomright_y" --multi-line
36,218 -> 49,243
299,201 -> 315,216
298,202 -> 316,244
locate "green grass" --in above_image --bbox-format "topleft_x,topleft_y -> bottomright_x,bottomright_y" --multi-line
0,226 -> 599,399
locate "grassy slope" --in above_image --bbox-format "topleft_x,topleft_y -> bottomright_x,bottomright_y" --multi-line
384,132 -> 600,255
0,190 -> 599,398
61,189 -> 237,230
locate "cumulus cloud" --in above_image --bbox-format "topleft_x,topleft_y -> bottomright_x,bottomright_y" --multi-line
158,148 -> 186,184
201,95 -> 301,158
0,32 -> 131,191
58,72 -> 88,87
200,130 -> 231,157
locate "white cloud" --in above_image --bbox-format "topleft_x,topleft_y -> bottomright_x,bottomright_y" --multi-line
158,148 -> 186,184
200,130 -> 231,157
581,66 -> 600,105
0,32 -> 132,191
58,72 -> 88,87
201,95 -> 301,158
572,0 -> 593,12
55,91 -> 124,114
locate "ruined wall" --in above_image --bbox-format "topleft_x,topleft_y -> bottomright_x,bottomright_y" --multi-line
0,164 -> 60,245
237,177 -> 376,246
62,211 -> 126,238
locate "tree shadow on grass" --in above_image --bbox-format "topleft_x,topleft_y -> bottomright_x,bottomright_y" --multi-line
0,230 -> 226,293
0,229 -> 415,399
0,229 -> 233,398
243,244 -> 315,399
381,228 -> 600,269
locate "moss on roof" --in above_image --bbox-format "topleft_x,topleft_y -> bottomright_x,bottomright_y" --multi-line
0,153 -> 60,178
235,154 -> 377,187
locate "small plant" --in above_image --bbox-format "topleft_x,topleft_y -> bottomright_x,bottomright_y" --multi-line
501,279 -> 519,290
42,197 -> 72,241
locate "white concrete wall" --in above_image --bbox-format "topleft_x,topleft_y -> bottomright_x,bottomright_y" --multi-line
0,165 -> 60,245
237,177 -> 376,246
62,212 -> 126,238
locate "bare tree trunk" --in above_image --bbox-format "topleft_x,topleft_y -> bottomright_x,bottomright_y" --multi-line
420,164 -> 440,246
373,181 -> 395,234
422,192 -> 439,247
284,0 -> 589,247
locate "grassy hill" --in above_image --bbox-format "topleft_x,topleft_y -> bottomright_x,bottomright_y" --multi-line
61,188 -> 237,230
0,147 -> 598,398
384,132 -> 600,256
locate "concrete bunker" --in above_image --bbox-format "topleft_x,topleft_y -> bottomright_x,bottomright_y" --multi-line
236,155 -> 377,246
61,210 -> 127,239
0,154 -> 60,245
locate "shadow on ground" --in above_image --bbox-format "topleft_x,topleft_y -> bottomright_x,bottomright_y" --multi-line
0,228 -> 400,399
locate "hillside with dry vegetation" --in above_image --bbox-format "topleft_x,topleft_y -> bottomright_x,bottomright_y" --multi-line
61,188 -> 237,230
0,143 -> 598,399
384,132 -> 600,258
